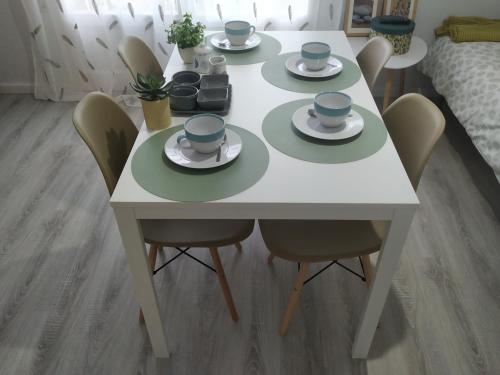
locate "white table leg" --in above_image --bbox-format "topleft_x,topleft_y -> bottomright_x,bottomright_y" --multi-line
352,207 -> 416,358
113,206 -> 169,358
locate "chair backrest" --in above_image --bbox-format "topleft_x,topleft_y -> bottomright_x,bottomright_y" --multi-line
356,37 -> 393,89
118,36 -> 163,81
73,92 -> 138,195
383,93 -> 445,190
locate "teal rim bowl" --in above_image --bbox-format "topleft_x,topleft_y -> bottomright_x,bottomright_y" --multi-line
301,42 -> 331,60
314,92 -> 352,117
182,114 -> 225,143
225,20 -> 252,35
314,92 -> 352,127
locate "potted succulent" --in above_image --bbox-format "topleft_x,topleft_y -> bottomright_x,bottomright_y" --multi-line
131,73 -> 173,131
167,13 -> 206,64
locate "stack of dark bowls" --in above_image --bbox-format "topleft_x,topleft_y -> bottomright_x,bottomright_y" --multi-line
170,71 -> 230,112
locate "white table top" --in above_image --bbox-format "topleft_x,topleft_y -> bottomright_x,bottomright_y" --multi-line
348,36 -> 427,70
110,31 -> 418,220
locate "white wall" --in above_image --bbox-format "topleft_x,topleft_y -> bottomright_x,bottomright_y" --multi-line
0,0 -> 499,95
0,0 -> 33,93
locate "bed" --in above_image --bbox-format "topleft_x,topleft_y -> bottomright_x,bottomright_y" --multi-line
421,36 -> 500,183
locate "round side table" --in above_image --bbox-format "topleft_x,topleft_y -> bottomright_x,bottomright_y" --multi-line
383,36 -> 427,110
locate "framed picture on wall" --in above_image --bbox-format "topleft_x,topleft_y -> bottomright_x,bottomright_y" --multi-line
343,0 -> 381,36
383,0 -> 419,20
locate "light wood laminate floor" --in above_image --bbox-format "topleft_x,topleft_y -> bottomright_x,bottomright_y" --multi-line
0,94 -> 499,375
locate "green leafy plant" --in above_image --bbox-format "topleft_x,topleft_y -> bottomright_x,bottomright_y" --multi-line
166,13 -> 206,49
130,73 -> 173,101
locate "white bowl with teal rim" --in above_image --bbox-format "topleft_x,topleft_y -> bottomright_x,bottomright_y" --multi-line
224,20 -> 256,46
177,113 -> 225,153
314,92 -> 352,127
301,42 -> 331,71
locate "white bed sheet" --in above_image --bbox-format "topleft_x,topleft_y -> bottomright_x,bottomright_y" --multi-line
421,36 -> 500,182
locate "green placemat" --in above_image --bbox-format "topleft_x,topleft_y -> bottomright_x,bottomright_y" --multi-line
132,125 -> 269,202
261,52 -> 362,93
208,33 -> 282,65
262,99 -> 387,164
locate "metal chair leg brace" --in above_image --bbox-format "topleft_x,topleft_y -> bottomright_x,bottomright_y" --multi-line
302,258 -> 367,285
153,247 -> 217,275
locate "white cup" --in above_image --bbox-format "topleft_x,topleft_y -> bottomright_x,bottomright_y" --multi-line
209,55 -> 227,74
225,20 -> 255,46
177,114 -> 226,154
301,42 -> 331,71
314,92 -> 352,127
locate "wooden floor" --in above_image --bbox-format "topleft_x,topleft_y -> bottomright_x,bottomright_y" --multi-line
0,94 -> 499,375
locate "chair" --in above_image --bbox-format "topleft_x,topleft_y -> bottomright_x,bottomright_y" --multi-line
356,36 -> 393,90
259,93 -> 445,335
73,92 -> 254,322
118,36 -> 163,80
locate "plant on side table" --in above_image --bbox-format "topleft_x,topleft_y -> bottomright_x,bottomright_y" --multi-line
167,13 -> 206,64
131,73 -> 173,131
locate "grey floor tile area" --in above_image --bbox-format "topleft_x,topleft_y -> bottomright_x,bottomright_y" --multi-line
0,94 -> 499,375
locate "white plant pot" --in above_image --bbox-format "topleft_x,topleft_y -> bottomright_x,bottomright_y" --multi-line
178,46 -> 195,64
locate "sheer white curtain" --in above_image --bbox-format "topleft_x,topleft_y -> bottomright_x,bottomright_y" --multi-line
181,0 -> 343,31
21,0 -> 343,101
22,0 -> 179,101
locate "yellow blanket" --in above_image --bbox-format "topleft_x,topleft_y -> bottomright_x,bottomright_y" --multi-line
435,16 -> 500,42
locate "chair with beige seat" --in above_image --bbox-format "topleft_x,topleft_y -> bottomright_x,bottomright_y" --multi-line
259,93 -> 445,336
356,36 -> 393,89
73,91 -> 253,322
118,36 -> 163,80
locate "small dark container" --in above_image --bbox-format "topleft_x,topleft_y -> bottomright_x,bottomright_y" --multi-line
170,86 -> 198,111
172,71 -> 201,88
197,88 -> 229,110
200,74 -> 229,89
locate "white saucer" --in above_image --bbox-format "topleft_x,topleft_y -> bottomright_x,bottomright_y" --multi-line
210,32 -> 261,51
164,128 -> 242,169
291,105 -> 364,140
285,53 -> 343,78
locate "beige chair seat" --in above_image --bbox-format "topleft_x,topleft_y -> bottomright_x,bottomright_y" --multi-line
118,36 -> 163,79
356,36 -> 393,90
73,92 -> 253,323
258,94 -> 445,336
259,220 -> 388,262
142,219 -> 254,247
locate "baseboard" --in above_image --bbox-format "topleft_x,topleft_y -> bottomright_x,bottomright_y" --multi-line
0,82 -> 34,94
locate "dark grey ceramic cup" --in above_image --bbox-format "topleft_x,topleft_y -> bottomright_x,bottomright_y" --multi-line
172,71 -> 201,88
170,86 -> 198,111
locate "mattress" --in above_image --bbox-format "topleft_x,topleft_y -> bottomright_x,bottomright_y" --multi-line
421,36 -> 500,182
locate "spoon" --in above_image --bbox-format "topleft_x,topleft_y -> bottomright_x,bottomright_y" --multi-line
216,133 -> 227,162
308,108 -> 317,118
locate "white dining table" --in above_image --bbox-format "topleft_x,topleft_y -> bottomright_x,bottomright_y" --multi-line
110,31 -> 419,359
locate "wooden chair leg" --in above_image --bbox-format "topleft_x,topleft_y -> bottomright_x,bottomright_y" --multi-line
279,262 -> 309,336
235,242 -> 242,251
139,244 -> 160,323
209,247 -> 239,322
148,244 -> 159,270
267,254 -> 275,264
383,69 -> 396,111
360,254 -> 374,288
